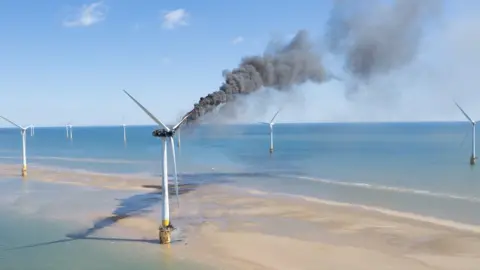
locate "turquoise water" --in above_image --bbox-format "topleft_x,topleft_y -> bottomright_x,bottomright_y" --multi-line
1,122 -> 480,269
0,122 -> 479,223
0,178 -> 205,270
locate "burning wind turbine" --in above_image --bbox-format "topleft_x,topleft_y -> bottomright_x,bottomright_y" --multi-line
123,89 -> 191,244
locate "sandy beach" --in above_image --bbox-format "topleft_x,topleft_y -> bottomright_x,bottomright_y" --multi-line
2,163 -> 480,270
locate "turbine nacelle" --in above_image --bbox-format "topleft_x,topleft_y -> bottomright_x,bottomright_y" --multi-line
259,108 -> 282,127
152,129 -> 175,138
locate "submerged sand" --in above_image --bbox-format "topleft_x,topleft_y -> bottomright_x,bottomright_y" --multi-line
2,163 -> 480,269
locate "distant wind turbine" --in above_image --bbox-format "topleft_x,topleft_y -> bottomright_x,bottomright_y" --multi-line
68,122 -> 73,140
0,116 -> 33,177
455,102 -> 477,165
123,89 -> 192,244
30,125 -> 35,136
122,117 -> 127,144
260,108 -> 282,154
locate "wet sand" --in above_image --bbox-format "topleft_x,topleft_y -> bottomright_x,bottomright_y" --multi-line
2,164 -> 480,269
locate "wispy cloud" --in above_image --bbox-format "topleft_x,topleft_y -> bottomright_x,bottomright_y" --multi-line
232,36 -> 244,45
161,9 -> 189,30
63,2 -> 108,27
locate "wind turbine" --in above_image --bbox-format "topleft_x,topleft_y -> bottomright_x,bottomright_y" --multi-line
67,122 -> 73,140
30,124 -> 35,136
123,90 -> 191,244
260,108 -> 282,154
455,102 -> 477,165
65,123 -> 70,139
0,116 -> 33,177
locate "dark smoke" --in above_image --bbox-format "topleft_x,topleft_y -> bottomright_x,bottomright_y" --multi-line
325,0 -> 441,82
184,1 -> 442,124
186,30 -> 327,124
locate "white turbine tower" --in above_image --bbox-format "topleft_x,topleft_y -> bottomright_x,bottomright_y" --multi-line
123,90 -> 191,244
30,124 -> 35,136
455,102 -> 477,165
122,117 -> 127,144
68,122 -> 73,140
260,108 -> 282,154
65,123 -> 70,139
0,116 -> 33,177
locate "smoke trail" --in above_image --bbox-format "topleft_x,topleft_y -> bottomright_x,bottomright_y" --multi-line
186,30 -> 327,124
184,1 -> 442,124
325,0 -> 441,83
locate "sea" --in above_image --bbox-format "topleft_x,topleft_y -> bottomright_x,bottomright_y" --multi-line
0,122 -> 479,269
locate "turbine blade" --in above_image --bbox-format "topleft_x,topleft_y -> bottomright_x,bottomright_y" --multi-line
270,108 -> 282,124
169,137 -> 180,208
454,102 -> 474,124
0,116 -> 23,129
172,110 -> 194,131
123,90 -> 170,131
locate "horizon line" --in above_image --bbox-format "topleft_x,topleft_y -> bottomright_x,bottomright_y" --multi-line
0,120 -> 472,129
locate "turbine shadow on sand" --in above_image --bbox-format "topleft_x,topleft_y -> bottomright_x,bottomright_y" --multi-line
4,171 -> 276,251
5,185 -> 196,251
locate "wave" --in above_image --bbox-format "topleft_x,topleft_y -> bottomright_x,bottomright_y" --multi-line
277,174 -> 480,204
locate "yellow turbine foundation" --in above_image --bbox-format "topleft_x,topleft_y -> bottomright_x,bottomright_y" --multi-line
21,166 -> 27,177
159,223 -> 173,244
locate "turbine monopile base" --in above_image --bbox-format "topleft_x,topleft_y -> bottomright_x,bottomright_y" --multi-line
470,156 -> 476,165
269,147 -> 273,154
21,166 -> 27,177
159,224 -> 176,244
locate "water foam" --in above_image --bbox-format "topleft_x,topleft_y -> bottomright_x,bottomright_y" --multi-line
277,174 -> 480,204
242,187 -> 480,234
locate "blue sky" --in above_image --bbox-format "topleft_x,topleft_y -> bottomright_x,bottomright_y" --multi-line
0,1 -> 479,127
0,0 -> 332,127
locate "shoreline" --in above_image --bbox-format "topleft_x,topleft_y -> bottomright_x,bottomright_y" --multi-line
2,164 -> 480,269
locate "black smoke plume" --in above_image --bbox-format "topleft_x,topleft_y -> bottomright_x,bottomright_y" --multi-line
186,30 -> 327,124
184,0 -> 442,124
325,0 -> 441,83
